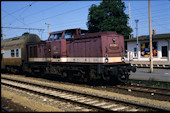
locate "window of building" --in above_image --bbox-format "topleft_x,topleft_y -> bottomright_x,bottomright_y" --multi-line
11,49 -> 15,57
162,46 -> 167,57
134,48 -> 137,58
16,49 -> 19,57
141,42 -> 157,57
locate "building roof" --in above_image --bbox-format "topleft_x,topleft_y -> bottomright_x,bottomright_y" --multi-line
125,33 -> 170,42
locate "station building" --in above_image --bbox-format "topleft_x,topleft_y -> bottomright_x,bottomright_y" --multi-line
125,31 -> 170,68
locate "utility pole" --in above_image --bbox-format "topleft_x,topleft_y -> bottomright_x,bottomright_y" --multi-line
4,25 -> 7,39
45,23 -> 50,38
149,0 -> 153,73
135,19 -> 139,59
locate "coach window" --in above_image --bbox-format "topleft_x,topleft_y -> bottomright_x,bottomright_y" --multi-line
16,49 -> 19,57
11,49 -> 15,57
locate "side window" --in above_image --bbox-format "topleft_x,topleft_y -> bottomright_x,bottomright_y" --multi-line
57,33 -> 62,40
11,49 -> 15,57
16,49 -> 19,57
64,32 -> 73,39
134,48 -> 137,58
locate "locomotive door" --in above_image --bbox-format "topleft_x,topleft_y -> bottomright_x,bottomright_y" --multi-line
44,43 -> 51,73
44,44 -> 51,58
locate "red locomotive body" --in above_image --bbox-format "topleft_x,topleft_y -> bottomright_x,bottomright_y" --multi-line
27,28 -> 136,83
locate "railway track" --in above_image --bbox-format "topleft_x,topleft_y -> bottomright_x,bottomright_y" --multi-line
1,106 -> 11,112
96,83 -> 170,102
1,76 -> 169,112
117,84 -> 170,96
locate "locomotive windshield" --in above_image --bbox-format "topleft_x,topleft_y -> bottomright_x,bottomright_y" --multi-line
54,33 -> 62,40
48,34 -> 54,41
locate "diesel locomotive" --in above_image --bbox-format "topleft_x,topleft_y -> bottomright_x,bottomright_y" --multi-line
1,28 -> 136,83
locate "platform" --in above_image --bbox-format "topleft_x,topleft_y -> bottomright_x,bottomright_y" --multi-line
129,68 -> 170,82
126,61 -> 170,68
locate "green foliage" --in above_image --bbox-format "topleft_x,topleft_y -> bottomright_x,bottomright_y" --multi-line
22,32 -> 30,36
87,0 -> 132,39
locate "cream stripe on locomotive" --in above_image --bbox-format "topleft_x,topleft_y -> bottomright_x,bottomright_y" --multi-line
29,57 -> 122,63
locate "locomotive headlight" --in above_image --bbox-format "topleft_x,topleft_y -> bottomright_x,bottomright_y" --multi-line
121,57 -> 125,62
105,57 -> 109,63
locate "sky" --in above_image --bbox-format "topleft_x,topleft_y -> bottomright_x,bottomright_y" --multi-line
1,0 -> 170,40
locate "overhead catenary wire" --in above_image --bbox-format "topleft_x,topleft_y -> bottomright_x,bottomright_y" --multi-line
1,26 -> 45,31
7,2 -> 37,26
18,2 -> 37,17
2,9 -> 29,27
131,5 -> 170,31
27,3 -> 100,25
2,2 -> 36,19
23,1 -> 67,18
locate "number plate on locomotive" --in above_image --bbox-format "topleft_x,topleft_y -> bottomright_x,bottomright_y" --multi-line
110,44 -> 118,47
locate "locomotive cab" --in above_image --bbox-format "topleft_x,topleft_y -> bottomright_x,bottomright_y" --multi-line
47,28 -> 88,41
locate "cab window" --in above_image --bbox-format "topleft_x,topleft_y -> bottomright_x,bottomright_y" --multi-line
48,34 -> 54,41
54,33 -> 62,40
64,32 -> 73,39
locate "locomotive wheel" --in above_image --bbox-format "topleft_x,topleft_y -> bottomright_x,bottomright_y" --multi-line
61,72 -> 67,78
117,73 -> 129,84
6,66 -> 11,73
102,75 -> 111,81
11,67 -> 17,74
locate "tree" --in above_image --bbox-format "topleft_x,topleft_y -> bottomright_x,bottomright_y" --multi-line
87,0 -> 132,40
22,32 -> 30,36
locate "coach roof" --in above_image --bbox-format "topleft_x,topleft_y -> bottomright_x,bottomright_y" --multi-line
1,34 -> 40,49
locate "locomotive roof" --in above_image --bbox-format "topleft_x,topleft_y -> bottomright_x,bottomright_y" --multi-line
1,34 -> 40,49
50,28 -> 88,34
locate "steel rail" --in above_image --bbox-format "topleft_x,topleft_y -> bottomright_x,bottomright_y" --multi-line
115,84 -> 170,97
1,79 -> 120,112
1,106 -> 11,112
